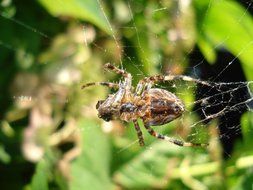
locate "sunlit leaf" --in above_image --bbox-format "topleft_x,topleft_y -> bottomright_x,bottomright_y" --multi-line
38,0 -> 111,34
195,0 -> 253,80
197,35 -> 216,64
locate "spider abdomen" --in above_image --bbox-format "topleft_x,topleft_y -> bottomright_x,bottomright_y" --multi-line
142,88 -> 185,126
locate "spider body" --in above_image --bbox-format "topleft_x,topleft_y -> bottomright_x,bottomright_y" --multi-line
97,88 -> 184,124
82,63 -> 208,147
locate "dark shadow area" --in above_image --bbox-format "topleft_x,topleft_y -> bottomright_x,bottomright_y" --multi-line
189,48 -> 251,158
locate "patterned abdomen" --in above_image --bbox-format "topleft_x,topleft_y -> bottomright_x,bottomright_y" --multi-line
143,88 -> 185,126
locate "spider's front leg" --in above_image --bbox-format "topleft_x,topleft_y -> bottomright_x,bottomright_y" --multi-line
81,82 -> 119,89
139,74 -> 212,87
163,75 -> 211,86
104,63 -> 132,93
143,123 -> 208,147
104,63 -> 130,78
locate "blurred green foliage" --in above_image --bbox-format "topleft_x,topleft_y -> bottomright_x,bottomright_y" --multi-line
0,0 -> 253,189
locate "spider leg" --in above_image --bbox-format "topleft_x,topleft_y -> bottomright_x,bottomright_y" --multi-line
135,82 -> 145,95
135,79 -> 153,96
164,75 -> 211,86
139,75 -> 212,87
143,123 -> 208,147
104,63 -> 132,93
104,63 -> 130,78
81,82 -> 119,89
133,120 -> 145,146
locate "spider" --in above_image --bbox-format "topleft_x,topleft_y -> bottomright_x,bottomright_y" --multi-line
82,63 -> 209,147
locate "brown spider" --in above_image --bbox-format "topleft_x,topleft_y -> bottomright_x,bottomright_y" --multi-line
82,63 -> 209,147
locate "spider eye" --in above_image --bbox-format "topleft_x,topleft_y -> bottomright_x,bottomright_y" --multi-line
96,100 -> 105,109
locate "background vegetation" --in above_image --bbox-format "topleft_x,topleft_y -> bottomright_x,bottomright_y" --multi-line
0,0 -> 253,189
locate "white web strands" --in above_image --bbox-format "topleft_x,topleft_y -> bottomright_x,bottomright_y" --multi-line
1,0 -> 253,151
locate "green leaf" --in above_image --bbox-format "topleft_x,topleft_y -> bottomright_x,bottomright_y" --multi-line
70,120 -> 113,190
0,144 -> 11,164
197,35 -> 216,64
241,112 -> 253,147
232,169 -> 253,190
31,160 -> 49,190
195,0 -> 253,80
38,0 -> 111,34
114,141 -> 195,189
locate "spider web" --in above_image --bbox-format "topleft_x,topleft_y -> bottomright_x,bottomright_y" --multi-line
1,1 -> 253,189
1,0 -> 253,156
92,0 -> 253,153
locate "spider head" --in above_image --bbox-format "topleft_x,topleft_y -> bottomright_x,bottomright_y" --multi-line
96,100 -> 114,122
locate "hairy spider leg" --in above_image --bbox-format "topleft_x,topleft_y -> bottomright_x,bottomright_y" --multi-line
137,75 -> 212,88
133,120 -> 145,146
104,63 -> 132,91
135,80 -> 148,95
81,82 -> 119,89
104,63 -> 130,78
164,75 -> 212,86
135,74 -> 212,96
104,63 -> 134,106
143,123 -> 208,147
